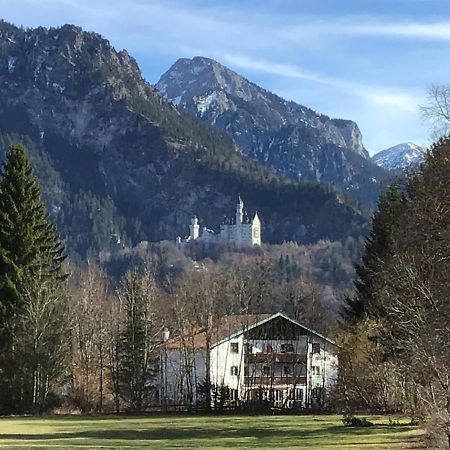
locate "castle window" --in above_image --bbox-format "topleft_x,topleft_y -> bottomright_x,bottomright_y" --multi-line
230,366 -> 239,376
230,342 -> 239,353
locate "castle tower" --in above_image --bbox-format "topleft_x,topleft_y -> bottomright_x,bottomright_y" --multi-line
236,194 -> 244,225
189,216 -> 200,240
251,212 -> 261,246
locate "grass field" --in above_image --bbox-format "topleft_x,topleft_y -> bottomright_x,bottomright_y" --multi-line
0,415 -> 422,449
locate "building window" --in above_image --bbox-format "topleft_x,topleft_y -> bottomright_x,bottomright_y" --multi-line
230,342 -> 239,353
244,343 -> 253,354
262,365 -> 272,376
244,366 -> 249,376
290,388 -> 303,401
283,365 -> 292,375
312,387 -> 323,398
273,389 -> 283,402
312,343 -> 320,354
266,344 -> 273,353
280,343 -> 294,353
229,388 -> 238,402
311,366 -> 321,376
230,366 -> 239,376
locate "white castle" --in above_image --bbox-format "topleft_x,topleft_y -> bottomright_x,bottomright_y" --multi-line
178,196 -> 261,247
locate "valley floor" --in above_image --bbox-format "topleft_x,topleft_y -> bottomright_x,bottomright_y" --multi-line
0,415 -> 423,449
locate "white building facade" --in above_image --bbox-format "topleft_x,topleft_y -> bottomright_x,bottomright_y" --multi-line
178,196 -> 261,248
164,313 -> 338,409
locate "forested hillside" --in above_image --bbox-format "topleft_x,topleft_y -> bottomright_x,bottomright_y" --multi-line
0,21 -> 369,260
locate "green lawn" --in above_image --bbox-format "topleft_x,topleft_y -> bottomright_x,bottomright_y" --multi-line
0,415 -> 422,449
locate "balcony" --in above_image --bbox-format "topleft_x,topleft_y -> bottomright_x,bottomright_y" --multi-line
244,375 -> 307,386
245,353 -> 307,364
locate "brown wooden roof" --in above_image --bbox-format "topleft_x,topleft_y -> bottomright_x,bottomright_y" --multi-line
166,314 -> 271,351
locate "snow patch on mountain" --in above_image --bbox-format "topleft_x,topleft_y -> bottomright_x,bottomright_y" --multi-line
196,91 -> 219,116
371,142 -> 425,171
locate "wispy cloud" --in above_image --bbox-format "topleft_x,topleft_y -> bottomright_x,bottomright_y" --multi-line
0,0 -> 442,150
335,21 -> 450,41
223,54 -> 420,112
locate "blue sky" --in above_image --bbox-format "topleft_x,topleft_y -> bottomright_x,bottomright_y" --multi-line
1,0 -> 449,154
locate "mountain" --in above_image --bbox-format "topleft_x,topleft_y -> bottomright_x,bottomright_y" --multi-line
0,21 -> 369,260
371,142 -> 425,171
156,57 -> 387,207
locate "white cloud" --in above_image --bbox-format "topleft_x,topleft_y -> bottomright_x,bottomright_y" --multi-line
223,54 -> 421,112
0,0 -> 438,150
339,21 -> 450,41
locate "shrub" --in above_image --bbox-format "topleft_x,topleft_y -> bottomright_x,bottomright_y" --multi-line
342,412 -> 374,427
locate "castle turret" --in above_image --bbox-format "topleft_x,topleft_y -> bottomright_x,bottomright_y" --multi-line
236,194 -> 244,225
251,212 -> 261,246
189,216 -> 200,240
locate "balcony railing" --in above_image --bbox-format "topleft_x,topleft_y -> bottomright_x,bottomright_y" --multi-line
245,353 -> 307,364
244,375 -> 307,386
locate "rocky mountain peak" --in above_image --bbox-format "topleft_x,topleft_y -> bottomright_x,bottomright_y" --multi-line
157,56 -> 254,103
157,56 -> 384,206
371,142 -> 425,171
0,21 -> 146,102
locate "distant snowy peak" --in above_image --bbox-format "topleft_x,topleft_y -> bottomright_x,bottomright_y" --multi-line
371,142 -> 425,171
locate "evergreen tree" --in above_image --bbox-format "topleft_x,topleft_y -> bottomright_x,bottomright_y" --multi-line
344,183 -> 404,323
0,143 -> 68,413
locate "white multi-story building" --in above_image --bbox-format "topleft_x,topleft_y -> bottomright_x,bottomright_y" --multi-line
163,312 -> 338,409
177,196 -> 261,248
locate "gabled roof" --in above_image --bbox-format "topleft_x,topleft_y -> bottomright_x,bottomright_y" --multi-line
210,311 -> 336,349
166,314 -> 271,351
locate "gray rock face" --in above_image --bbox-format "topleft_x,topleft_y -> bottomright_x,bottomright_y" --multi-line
157,57 -> 386,207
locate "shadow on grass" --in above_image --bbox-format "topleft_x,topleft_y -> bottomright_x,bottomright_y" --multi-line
0,424 -> 416,445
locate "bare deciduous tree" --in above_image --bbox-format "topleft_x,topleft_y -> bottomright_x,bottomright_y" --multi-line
420,84 -> 450,139
69,264 -> 112,413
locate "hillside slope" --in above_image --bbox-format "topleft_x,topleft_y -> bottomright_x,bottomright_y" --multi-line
0,21 -> 368,259
157,56 -> 387,207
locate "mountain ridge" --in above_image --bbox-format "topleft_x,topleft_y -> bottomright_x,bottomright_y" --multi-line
156,56 -> 387,207
0,21 -> 369,259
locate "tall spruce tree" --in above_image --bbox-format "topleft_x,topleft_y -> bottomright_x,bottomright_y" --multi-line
343,183 -> 404,323
0,143 -> 67,413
